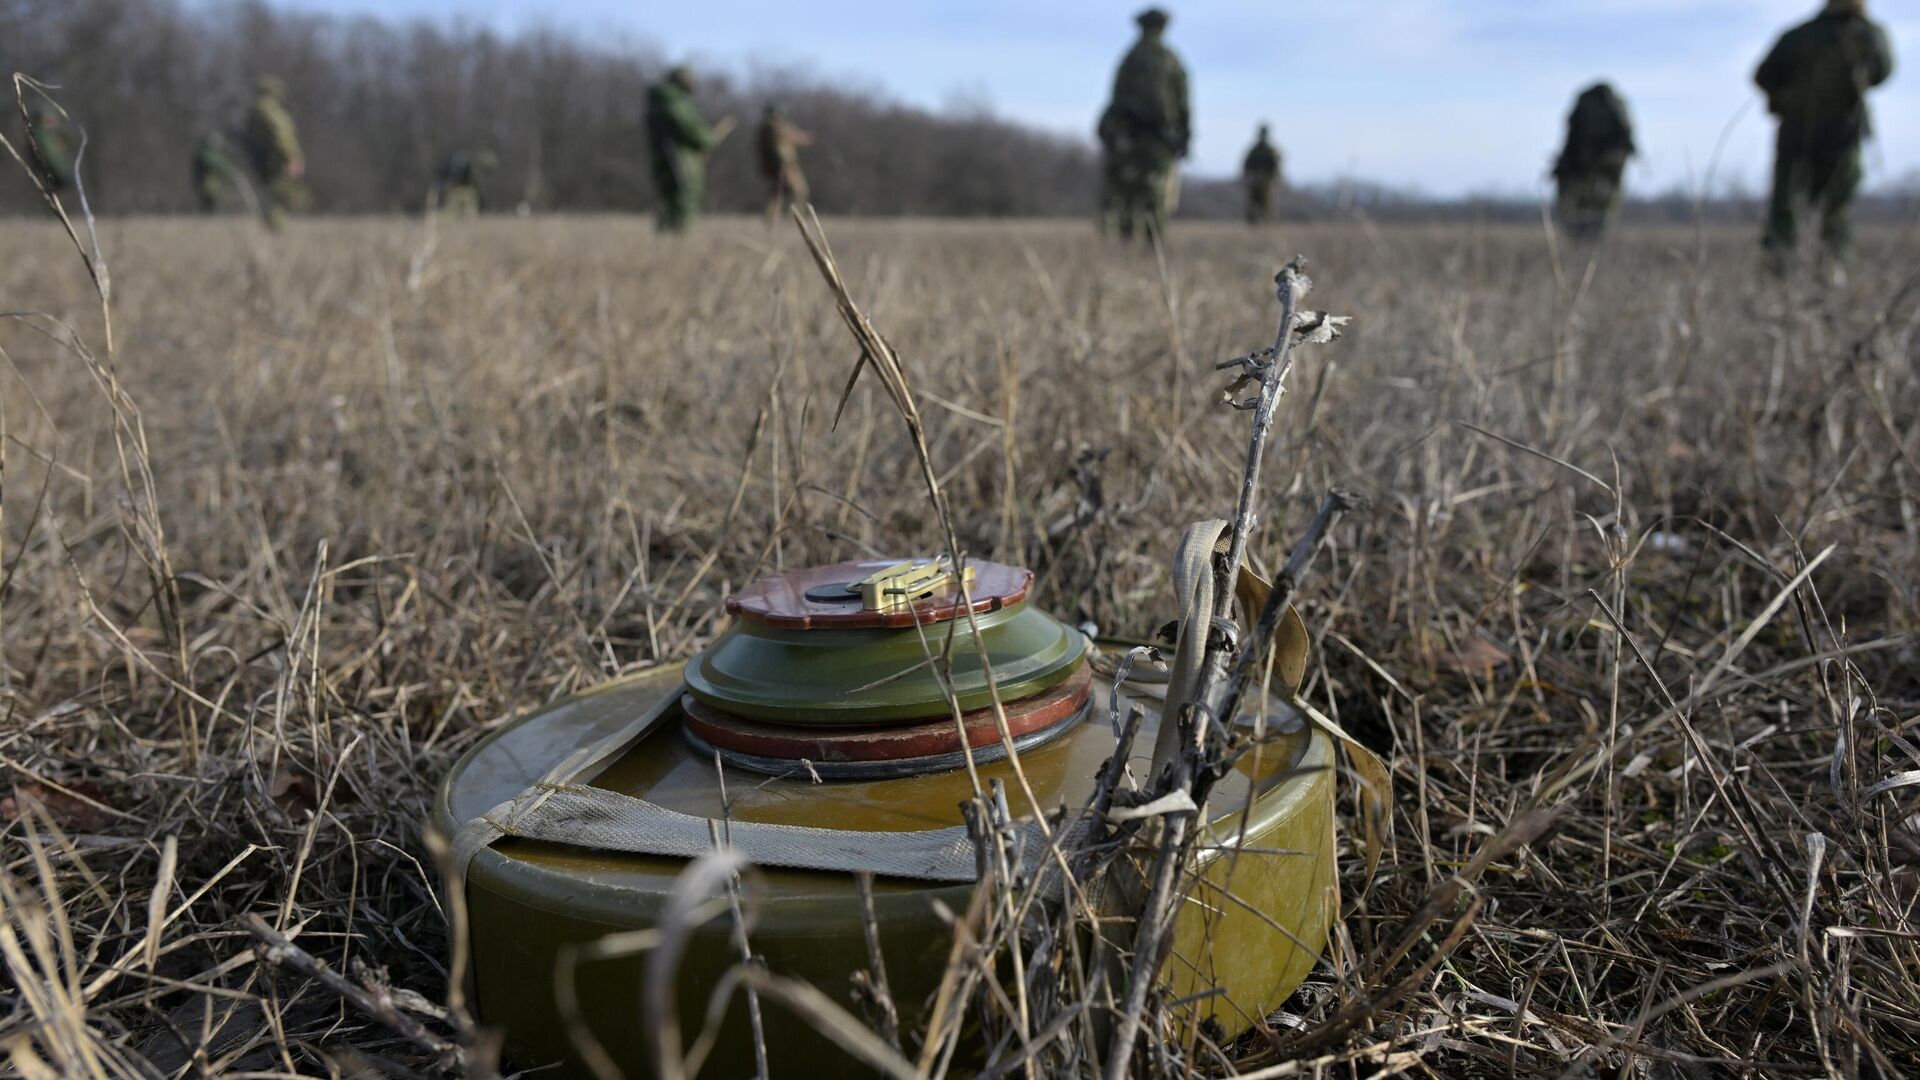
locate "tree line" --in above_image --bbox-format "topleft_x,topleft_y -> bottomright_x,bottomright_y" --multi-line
0,0 -> 1104,217
4,0 -> 1912,223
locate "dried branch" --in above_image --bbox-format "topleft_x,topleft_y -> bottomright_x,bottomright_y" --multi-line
853,870 -> 903,1054
239,914 -> 459,1071
1104,259 -> 1356,1077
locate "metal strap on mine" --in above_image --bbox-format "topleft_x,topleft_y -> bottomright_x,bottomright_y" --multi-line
447,685 -> 1077,886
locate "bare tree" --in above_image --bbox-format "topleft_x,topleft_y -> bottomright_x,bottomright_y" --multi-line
0,0 -> 1102,217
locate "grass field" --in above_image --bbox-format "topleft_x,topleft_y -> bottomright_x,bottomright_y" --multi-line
3,212 -> 1917,1076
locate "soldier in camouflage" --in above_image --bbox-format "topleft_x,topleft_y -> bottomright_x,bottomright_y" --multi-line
26,106 -> 74,195
1756,0 -> 1894,269
1552,83 -> 1636,242
1098,8 -> 1189,243
757,104 -> 815,226
646,67 -> 720,234
1241,123 -> 1282,225
191,131 -> 238,213
245,76 -> 309,231
433,148 -> 496,219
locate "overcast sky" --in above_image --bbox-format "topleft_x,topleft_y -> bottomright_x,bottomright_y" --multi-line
282,0 -> 1915,198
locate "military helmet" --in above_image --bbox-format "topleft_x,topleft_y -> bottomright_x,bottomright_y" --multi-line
255,75 -> 286,99
667,65 -> 695,91
1136,6 -> 1171,30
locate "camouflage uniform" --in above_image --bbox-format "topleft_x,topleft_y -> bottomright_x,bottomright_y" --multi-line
1098,8 -> 1189,242
1552,83 -> 1635,241
646,67 -> 717,233
245,76 -> 309,230
26,107 -> 74,194
1241,124 -> 1281,224
433,149 -> 495,219
1756,0 -> 1894,265
757,105 -> 814,225
192,132 -> 238,213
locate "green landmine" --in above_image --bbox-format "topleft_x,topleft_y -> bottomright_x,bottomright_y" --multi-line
433,559 -> 1336,1077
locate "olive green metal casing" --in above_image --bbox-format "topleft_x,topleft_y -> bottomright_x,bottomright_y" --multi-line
432,661 -> 1336,1078
685,598 -> 1087,725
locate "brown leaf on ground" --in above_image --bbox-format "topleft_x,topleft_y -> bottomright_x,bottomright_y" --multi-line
2,780 -> 116,832
267,767 -> 319,815
123,625 -> 168,648
1438,638 -> 1510,676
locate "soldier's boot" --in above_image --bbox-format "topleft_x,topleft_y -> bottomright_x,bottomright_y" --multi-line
1561,175 -> 1613,243
1816,150 -> 1861,269
658,189 -> 698,233
1818,196 -> 1852,288
1555,184 -> 1585,242
655,186 -> 681,232
1246,186 -> 1271,225
1761,157 -> 1801,273
1141,175 -> 1170,247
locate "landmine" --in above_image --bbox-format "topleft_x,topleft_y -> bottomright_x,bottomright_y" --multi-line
433,558 -> 1335,1076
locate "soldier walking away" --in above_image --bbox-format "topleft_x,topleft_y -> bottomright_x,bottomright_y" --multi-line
245,76 -> 309,231
432,148 -> 496,219
191,131 -> 239,213
1241,123 -> 1282,224
1097,7 -> 1190,244
757,103 -> 814,225
26,106 -> 74,195
1756,0 -> 1894,275
1551,83 -> 1636,242
646,66 -> 728,234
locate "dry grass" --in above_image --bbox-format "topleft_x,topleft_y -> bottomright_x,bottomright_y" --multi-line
2,211 -> 1917,1077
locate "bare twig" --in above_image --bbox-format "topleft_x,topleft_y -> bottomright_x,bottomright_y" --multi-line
854,870 -> 902,1054
1104,259 -> 1353,1078
239,914 -> 459,1070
